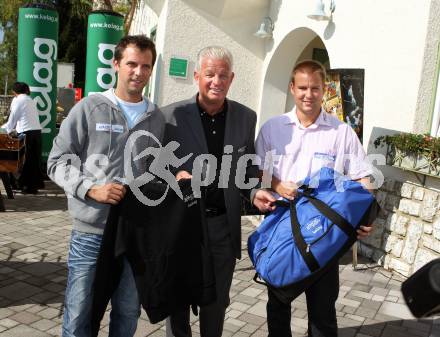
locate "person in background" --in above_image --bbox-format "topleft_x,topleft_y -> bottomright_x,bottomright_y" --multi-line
2,81 -> 44,194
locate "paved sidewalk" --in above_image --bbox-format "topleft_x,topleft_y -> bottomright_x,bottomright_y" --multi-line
0,181 -> 439,337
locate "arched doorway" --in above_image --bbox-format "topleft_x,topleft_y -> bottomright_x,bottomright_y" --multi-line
258,27 -> 329,128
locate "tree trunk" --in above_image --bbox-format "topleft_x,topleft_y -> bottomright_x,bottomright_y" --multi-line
92,0 -> 113,11
124,0 -> 138,33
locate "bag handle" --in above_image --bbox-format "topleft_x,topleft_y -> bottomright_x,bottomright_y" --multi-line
277,187 -> 358,273
301,189 -> 357,242
289,200 -> 320,272
253,273 -> 267,286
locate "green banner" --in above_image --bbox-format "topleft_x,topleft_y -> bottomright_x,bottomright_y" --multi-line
17,4 -> 59,162
85,11 -> 124,96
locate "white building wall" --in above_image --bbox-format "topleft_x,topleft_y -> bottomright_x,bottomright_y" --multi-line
415,0 -> 440,134
149,0 -> 168,104
151,0 -> 267,111
138,0 -> 438,144
261,0 -> 432,149
129,0 -> 158,36
134,0 -> 440,276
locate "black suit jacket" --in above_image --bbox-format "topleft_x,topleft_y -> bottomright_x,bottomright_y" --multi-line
90,180 -> 216,335
160,95 -> 258,259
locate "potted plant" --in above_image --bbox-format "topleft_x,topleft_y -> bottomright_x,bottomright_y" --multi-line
374,133 -> 440,176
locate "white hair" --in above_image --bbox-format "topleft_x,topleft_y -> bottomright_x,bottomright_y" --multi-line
196,46 -> 233,71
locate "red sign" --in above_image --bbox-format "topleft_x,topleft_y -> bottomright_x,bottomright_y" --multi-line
74,88 -> 83,102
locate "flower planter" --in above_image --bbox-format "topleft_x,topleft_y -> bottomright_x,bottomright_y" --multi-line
386,144 -> 440,178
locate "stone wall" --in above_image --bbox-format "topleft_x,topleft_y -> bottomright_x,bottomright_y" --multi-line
359,179 -> 440,277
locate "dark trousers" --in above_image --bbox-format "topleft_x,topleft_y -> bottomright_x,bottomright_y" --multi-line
169,214 -> 236,337
19,129 -> 44,191
267,262 -> 340,337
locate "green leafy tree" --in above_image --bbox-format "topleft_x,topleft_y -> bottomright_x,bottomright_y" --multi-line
0,0 -> 139,93
0,0 -> 22,94
57,0 -> 92,89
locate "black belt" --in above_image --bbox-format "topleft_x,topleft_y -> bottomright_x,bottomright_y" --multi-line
205,207 -> 226,218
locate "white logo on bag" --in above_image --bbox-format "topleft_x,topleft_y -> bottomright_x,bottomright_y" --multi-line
306,217 -> 323,234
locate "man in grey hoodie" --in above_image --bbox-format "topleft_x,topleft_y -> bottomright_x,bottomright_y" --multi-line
47,35 -> 164,337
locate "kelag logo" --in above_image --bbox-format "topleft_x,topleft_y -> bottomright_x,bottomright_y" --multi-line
97,43 -> 116,90
30,37 -> 57,134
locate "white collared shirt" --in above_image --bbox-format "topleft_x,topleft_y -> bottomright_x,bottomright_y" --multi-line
255,108 -> 373,185
2,94 -> 42,133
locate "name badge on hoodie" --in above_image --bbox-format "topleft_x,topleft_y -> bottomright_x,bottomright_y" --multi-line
96,123 -> 124,133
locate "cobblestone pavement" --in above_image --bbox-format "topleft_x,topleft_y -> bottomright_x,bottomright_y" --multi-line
0,181 -> 439,337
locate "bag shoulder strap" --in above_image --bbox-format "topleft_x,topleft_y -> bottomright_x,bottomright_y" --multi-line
289,201 -> 320,272
302,191 -> 357,241
287,189 -> 358,273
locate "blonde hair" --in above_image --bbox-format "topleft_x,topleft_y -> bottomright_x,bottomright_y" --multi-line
291,59 -> 326,84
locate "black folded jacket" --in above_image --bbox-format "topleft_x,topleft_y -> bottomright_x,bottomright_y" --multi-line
90,180 -> 216,336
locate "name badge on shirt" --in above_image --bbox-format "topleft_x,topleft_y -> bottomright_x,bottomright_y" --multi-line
112,124 -> 124,133
96,123 -> 124,133
311,152 -> 336,179
313,152 -> 336,162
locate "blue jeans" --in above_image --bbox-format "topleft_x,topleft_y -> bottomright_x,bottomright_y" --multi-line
62,230 -> 140,337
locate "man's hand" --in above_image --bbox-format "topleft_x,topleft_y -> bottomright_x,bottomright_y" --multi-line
8,130 -> 18,138
356,177 -> 374,193
272,176 -> 298,200
86,183 -> 126,205
176,170 -> 192,181
253,189 -> 276,213
357,225 -> 373,240
354,177 -> 374,239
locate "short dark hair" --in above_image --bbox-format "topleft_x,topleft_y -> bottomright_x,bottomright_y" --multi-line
114,35 -> 157,67
12,82 -> 30,95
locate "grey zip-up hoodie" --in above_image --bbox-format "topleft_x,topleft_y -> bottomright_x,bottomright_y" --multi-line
47,89 -> 164,234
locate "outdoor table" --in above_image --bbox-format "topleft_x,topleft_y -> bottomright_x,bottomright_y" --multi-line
0,133 -> 25,211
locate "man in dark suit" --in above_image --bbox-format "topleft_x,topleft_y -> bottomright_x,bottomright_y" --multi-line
161,46 -> 258,337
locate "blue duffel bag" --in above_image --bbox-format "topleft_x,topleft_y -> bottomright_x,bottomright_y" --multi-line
248,167 -> 380,298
